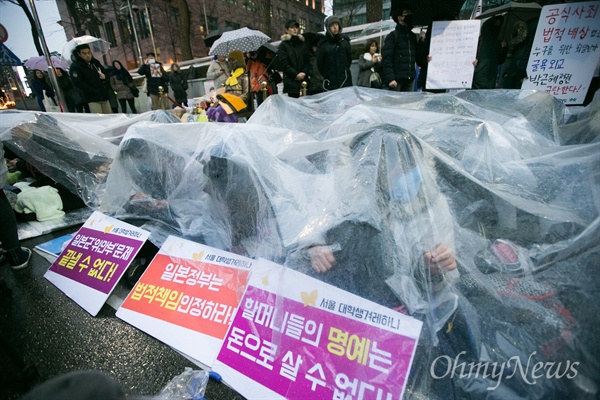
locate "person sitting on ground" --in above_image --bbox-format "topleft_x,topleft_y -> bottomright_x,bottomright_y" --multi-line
223,50 -> 250,107
1,142 -> 32,271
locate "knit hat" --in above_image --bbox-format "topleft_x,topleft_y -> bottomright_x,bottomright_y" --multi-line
227,50 -> 245,68
326,16 -> 341,31
217,93 -> 247,114
285,19 -> 300,29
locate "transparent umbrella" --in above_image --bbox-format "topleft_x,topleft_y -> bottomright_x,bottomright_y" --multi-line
62,35 -> 111,62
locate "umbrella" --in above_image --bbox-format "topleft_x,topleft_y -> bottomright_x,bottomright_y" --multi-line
208,27 -> 270,56
24,55 -> 70,71
359,20 -> 396,37
62,35 -> 111,61
477,2 -> 542,46
204,27 -> 234,48
390,0 -> 466,27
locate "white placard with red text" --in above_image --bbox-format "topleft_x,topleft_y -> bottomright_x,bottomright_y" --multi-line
522,2 -> 600,104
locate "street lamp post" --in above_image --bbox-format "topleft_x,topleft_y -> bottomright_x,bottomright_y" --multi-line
27,0 -> 66,111
126,0 -> 144,66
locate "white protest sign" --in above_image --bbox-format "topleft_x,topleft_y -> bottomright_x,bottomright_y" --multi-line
426,20 -> 481,89
522,1 -> 600,105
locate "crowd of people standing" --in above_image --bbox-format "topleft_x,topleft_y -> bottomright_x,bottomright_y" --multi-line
26,0 -> 535,116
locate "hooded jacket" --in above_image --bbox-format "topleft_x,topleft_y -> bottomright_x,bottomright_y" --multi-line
277,33 -> 310,95
382,22 -> 419,84
69,53 -> 109,103
317,21 -> 353,91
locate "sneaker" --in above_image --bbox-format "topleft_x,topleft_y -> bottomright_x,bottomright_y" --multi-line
11,247 -> 32,270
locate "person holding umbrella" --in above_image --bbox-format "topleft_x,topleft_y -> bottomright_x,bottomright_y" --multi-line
30,69 -> 57,112
69,44 -> 112,113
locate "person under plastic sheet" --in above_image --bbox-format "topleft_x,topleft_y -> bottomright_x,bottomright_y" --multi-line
117,137 -> 187,224
4,113 -> 111,208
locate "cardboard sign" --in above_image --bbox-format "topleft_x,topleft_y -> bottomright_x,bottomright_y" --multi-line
44,211 -> 149,316
117,235 -> 254,366
213,259 -> 423,400
522,1 -> 600,104
426,20 -> 481,89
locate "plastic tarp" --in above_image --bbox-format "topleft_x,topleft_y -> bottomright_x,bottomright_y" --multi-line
0,110 -> 180,207
2,87 -> 599,398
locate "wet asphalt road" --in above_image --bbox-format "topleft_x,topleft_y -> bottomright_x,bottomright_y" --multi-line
0,226 -> 246,400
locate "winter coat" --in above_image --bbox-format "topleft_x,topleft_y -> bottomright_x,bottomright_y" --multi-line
206,60 -> 230,89
317,31 -> 353,91
473,17 -> 508,89
1,141 -> 7,187
277,34 -> 310,95
110,68 -> 134,100
30,77 -> 55,100
357,53 -> 382,88
169,71 -> 188,102
70,57 -> 109,103
137,62 -> 170,95
56,70 -> 85,106
382,23 -> 419,84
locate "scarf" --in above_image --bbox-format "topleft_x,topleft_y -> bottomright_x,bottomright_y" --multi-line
225,68 -> 245,86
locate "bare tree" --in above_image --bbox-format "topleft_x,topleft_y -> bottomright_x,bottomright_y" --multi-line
1,0 -> 44,55
175,0 -> 192,60
366,0 -> 383,23
334,0 -> 364,26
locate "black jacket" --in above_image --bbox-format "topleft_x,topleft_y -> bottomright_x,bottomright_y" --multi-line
138,62 -> 170,95
317,32 -> 353,91
277,34 -> 310,95
169,71 -> 188,101
69,57 -> 109,103
382,23 -> 420,84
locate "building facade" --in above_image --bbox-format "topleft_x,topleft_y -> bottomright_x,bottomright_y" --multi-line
55,0 -> 325,70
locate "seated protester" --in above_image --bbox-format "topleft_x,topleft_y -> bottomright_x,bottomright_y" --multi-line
5,114 -> 110,208
206,93 -> 247,123
224,50 -> 250,107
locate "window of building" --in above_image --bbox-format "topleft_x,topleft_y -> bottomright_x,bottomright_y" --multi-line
137,10 -> 149,39
277,8 -> 286,18
243,0 -> 257,12
104,21 -> 117,47
208,16 -> 218,32
315,0 -> 322,12
299,17 -> 306,30
225,21 -> 240,30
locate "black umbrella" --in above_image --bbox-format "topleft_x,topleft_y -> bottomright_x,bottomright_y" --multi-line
203,27 -> 234,48
390,0 -> 467,27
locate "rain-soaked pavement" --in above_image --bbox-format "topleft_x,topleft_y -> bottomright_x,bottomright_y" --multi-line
0,226 -> 246,400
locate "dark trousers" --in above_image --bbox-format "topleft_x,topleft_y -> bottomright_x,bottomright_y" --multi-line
118,98 -> 137,114
0,189 -> 19,251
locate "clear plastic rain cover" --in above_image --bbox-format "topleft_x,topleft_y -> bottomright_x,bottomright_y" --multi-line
3,87 -> 599,399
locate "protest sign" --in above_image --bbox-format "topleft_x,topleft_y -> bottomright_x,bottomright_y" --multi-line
522,1 -> 600,104
426,20 -> 481,89
44,211 -> 149,316
117,235 -> 254,366
213,259 -> 423,400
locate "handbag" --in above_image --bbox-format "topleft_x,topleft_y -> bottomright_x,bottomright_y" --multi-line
130,85 -> 140,98
369,69 -> 382,89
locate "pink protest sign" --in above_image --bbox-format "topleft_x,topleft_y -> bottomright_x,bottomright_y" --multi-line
213,259 -> 423,400
45,211 -> 150,316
